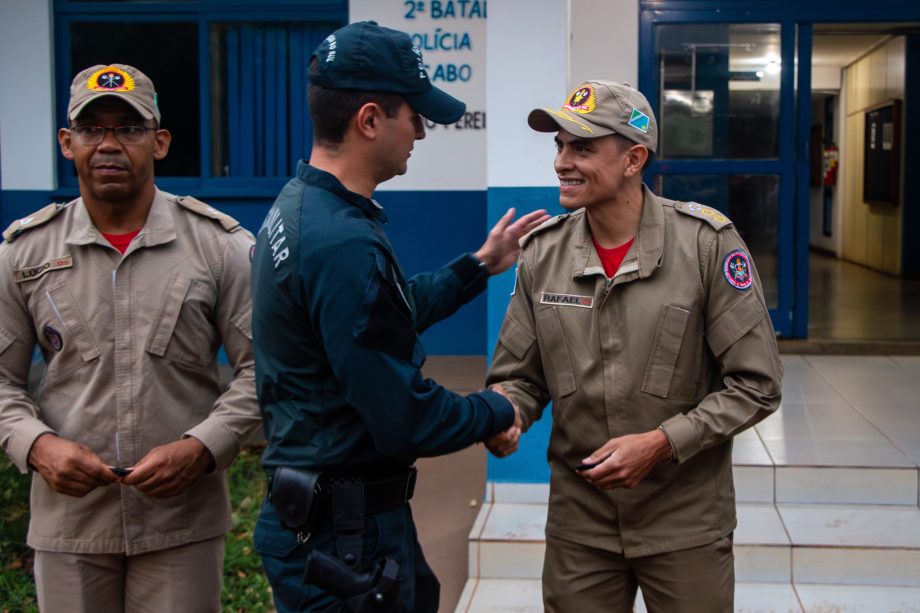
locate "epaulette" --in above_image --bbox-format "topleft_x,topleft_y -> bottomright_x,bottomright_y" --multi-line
521,212 -> 572,247
176,196 -> 241,232
673,201 -> 733,231
2,202 -> 68,243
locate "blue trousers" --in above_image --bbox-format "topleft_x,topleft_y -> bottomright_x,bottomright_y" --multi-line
254,501 -> 439,612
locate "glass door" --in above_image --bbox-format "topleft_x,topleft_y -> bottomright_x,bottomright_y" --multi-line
641,18 -> 810,337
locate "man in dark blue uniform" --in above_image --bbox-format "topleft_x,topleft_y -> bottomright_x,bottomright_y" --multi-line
250,21 -> 549,613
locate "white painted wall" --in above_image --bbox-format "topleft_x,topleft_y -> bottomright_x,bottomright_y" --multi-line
0,0 -> 56,190
812,65 -> 842,92
569,0 -> 639,89
486,0 -> 568,188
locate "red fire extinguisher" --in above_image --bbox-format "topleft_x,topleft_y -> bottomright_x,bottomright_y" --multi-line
822,143 -> 839,187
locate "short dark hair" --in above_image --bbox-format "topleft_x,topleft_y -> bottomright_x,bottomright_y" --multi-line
612,133 -> 655,173
308,83 -> 405,145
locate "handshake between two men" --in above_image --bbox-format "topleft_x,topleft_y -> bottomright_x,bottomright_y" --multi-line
481,384 -> 675,494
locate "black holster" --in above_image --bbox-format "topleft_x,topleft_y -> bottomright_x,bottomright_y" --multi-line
269,466 -> 417,610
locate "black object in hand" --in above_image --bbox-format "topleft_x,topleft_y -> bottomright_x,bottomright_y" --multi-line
108,466 -> 133,477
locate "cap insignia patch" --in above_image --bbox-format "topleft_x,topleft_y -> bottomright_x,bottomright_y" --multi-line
86,66 -> 135,93
723,250 -> 753,290
628,108 -> 650,133
562,85 -> 597,114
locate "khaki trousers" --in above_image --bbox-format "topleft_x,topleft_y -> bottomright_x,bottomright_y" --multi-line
543,533 -> 734,613
34,536 -> 225,613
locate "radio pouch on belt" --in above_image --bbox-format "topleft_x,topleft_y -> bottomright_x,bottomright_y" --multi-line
270,467 -> 325,538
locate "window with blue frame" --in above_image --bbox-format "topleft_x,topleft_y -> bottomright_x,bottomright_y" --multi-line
55,0 -> 346,187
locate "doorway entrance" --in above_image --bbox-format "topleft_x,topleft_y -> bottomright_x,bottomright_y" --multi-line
809,23 -> 920,343
639,3 -> 920,341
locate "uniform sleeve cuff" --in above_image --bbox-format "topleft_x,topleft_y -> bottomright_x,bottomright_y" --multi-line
448,253 -> 489,299
659,414 -> 700,463
183,422 -> 239,472
10,419 -> 56,474
473,389 -> 516,437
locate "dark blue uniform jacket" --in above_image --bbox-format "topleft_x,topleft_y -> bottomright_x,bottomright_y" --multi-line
251,162 -> 515,474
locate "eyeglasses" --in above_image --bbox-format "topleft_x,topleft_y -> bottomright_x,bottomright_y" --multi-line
69,125 -> 156,145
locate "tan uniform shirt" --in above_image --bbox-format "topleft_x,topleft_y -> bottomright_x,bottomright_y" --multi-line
0,189 -> 261,555
487,186 -> 782,557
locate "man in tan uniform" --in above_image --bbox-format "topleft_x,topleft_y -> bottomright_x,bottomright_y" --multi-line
486,81 -> 783,612
0,64 -> 260,611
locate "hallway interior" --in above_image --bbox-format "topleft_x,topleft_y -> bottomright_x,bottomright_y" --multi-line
806,250 -> 920,345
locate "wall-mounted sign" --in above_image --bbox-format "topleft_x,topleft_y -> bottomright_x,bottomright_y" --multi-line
863,99 -> 902,207
350,0 -> 486,191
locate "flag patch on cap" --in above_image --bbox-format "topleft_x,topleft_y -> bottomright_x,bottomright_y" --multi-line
628,108 -> 650,133
562,85 -> 597,115
86,66 -> 135,92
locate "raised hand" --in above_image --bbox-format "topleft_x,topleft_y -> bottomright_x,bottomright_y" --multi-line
475,208 -> 551,275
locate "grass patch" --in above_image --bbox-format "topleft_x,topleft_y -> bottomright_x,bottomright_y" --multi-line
221,445 -> 274,612
0,446 -> 272,612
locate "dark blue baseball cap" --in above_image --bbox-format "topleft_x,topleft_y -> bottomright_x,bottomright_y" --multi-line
309,21 -> 466,125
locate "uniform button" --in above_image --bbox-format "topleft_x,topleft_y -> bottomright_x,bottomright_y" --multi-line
344,553 -> 357,566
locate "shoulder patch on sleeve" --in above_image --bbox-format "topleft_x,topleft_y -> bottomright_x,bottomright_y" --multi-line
521,213 -> 572,248
2,202 -> 68,243
176,196 -> 242,232
674,201 -> 733,231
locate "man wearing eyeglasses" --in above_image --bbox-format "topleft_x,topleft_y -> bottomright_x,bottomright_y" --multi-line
0,64 -> 261,611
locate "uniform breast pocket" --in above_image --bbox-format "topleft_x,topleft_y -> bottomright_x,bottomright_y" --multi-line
145,273 -> 217,369
535,308 -> 577,398
641,304 -> 694,399
37,283 -> 101,381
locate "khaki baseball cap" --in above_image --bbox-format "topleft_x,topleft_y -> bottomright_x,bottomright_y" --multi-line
67,64 -> 160,123
528,80 -> 657,153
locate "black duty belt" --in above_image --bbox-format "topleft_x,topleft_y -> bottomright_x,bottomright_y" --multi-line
324,469 -> 417,515
269,466 -> 417,538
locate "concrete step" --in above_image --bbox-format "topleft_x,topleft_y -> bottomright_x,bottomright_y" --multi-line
455,579 -> 920,612
733,422 -> 919,506
467,501 -> 920,586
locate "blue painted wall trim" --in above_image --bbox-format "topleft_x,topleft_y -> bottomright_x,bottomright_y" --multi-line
375,190 -> 488,355
1,188 -> 487,354
486,186 -> 566,483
